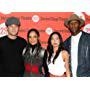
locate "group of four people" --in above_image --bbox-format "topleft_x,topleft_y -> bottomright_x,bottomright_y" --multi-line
0,14 -> 90,77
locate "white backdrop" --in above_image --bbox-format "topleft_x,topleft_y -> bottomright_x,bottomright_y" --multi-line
0,0 -> 90,14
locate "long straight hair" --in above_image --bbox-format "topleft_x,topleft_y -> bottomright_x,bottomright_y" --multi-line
25,28 -> 41,53
47,32 -> 64,64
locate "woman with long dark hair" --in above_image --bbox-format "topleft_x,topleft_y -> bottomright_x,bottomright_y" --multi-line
47,32 -> 70,77
22,28 -> 49,77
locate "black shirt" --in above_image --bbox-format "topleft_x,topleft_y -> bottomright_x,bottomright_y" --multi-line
0,36 -> 27,76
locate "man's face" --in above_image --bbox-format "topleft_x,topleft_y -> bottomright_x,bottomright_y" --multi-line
68,20 -> 81,35
7,24 -> 19,36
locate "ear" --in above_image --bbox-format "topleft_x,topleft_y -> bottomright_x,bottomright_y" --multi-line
38,37 -> 40,42
6,26 -> 8,31
66,24 -> 70,28
37,36 -> 39,39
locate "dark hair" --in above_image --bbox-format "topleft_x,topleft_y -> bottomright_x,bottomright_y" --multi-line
27,28 -> 41,46
47,32 -> 64,64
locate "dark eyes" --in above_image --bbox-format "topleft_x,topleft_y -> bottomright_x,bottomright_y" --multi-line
28,36 -> 37,38
28,36 -> 31,38
51,37 -> 59,40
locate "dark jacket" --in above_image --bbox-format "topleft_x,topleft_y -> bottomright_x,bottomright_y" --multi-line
64,31 -> 90,77
22,44 -> 49,77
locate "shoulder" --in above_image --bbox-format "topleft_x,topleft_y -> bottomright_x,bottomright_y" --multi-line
39,46 -> 45,51
64,36 -> 71,47
0,36 -> 7,41
17,36 -> 27,42
82,31 -> 90,41
82,31 -> 90,37
61,50 -> 69,57
64,36 -> 71,42
22,46 -> 29,56
61,50 -> 69,61
22,47 -> 26,55
39,47 -> 47,56
17,36 -> 27,45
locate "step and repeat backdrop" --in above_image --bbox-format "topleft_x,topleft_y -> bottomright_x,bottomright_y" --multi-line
0,12 -> 90,48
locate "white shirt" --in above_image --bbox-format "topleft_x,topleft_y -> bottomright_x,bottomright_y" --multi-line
48,52 -> 66,76
71,32 -> 82,77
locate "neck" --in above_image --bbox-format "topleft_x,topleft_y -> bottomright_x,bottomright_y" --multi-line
29,43 -> 37,47
53,46 -> 58,53
29,44 -> 38,53
8,35 -> 17,40
72,30 -> 81,36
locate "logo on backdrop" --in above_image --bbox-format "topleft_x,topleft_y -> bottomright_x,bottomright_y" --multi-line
45,27 -> 53,35
83,24 -> 90,33
0,23 -> 8,37
32,15 -> 40,22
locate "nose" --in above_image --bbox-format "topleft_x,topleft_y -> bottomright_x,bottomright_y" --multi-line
72,23 -> 76,27
54,39 -> 57,43
30,37 -> 35,41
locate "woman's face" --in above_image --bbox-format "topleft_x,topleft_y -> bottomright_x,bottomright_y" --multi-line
28,31 -> 38,45
51,34 -> 60,48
